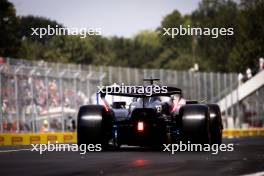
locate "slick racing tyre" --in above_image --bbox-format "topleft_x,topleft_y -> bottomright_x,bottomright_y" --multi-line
77,105 -> 113,149
207,104 -> 223,144
179,104 -> 211,144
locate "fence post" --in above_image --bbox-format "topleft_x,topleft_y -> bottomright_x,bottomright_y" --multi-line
151,69 -> 155,79
159,69 -> 164,84
203,72 -> 207,102
224,73 -> 228,117
143,69 -> 147,79
108,66 -> 112,84
236,82 -> 241,128
86,73 -> 92,103
189,71 -> 193,100
196,72 -> 201,101
99,65 -> 103,83
0,66 -> 3,132
135,68 -> 139,84
127,67 -> 131,84
45,69 -> 50,131
59,71 -> 65,132
74,72 -> 80,112
117,67 -> 121,83
15,67 -> 20,133
174,70 -> 177,86
217,72 -> 221,102
210,72 -> 214,103
230,73 -> 234,119
29,68 -> 36,132
255,90 -> 259,127
88,65 -> 92,74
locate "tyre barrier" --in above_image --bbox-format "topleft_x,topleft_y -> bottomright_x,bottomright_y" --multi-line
0,129 -> 264,146
223,128 -> 264,137
0,132 -> 76,146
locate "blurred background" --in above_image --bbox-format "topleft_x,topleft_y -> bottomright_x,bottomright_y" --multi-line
0,0 -> 263,133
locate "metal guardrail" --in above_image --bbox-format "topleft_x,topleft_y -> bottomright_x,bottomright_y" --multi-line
218,70 -> 264,112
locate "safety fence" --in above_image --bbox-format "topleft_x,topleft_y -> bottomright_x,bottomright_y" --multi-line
0,58 -> 263,133
1,129 -> 264,146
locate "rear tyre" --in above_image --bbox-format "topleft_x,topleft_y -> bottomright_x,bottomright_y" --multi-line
207,104 -> 223,144
77,105 -> 113,149
179,104 -> 211,144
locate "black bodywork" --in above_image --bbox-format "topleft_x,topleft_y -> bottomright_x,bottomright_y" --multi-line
77,79 -> 223,149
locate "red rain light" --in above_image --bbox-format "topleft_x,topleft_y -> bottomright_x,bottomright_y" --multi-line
103,103 -> 109,112
137,122 -> 144,132
102,99 -> 109,112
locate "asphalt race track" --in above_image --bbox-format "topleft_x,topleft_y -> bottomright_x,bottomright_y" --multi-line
0,137 -> 264,176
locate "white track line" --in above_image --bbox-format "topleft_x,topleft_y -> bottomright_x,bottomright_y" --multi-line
0,148 -> 31,153
242,171 -> 264,176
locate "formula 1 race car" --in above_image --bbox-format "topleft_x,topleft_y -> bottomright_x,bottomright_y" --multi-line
77,78 -> 223,149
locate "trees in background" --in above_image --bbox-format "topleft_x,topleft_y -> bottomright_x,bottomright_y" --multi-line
0,0 -> 20,57
1,0 -> 264,73
228,0 -> 264,73
191,0 -> 239,72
